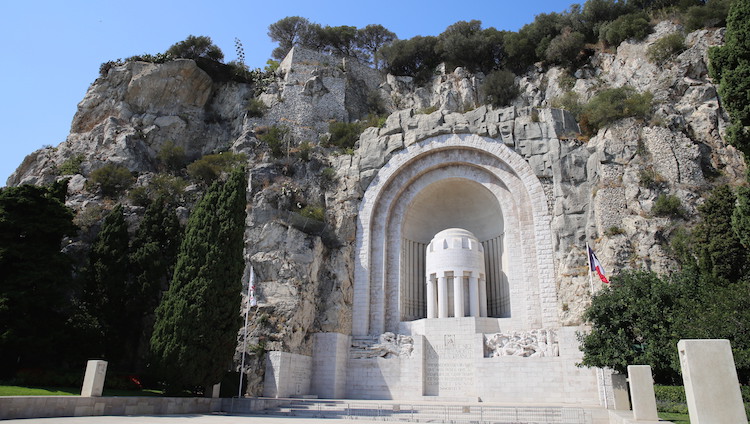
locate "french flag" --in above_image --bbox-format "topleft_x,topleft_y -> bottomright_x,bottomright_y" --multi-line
587,245 -> 610,284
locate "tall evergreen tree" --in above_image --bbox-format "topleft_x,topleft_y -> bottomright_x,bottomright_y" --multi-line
128,197 -> 181,368
83,204 -> 130,362
709,0 -> 750,157
0,180 -> 77,376
150,167 -> 246,391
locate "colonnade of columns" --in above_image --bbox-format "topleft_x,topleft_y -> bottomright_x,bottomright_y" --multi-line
425,272 -> 487,318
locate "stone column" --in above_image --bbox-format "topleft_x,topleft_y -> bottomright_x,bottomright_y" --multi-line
437,275 -> 448,318
426,276 -> 436,319
453,273 -> 465,318
468,275 -> 480,317
479,276 -> 488,317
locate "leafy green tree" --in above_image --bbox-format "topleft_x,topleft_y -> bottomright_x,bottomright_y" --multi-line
82,204 -> 131,363
318,25 -> 360,58
503,31 -> 537,73
0,181 -> 77,376
150,167 -> 246,392
598,12 -> 653,46
380,36 -> 441,83
357,24 -> 397,68
579,270 -> 690,383
166,35 -> 224,62
709,0 -> 750,157
684,0 -> 731,31
545,30 -> 586,68
437,20 -> 506,73
268,16 -> 314,60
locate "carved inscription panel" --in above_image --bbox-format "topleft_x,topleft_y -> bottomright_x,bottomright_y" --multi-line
423,334 -> 475,397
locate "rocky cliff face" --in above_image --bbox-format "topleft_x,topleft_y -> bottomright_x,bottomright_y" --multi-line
7,22 -> 745,394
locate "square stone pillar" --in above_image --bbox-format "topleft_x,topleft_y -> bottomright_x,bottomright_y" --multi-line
81,360 -> 108,397
610,372 -> 631,410
678,339 -> 748,424
627,365 -> 658,421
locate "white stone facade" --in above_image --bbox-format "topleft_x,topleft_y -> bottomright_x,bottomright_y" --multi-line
265,132 -> 607,405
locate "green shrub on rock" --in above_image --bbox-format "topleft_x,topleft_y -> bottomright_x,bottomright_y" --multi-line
647,33 -> 686,64
652,193 -> 685,218
88,163 -> 134,197
480,70 -> 519,108
580,86 -> 653,135
186,152 -> 247,183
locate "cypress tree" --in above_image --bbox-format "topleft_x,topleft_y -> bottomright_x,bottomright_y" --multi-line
128,197 -> 181,368
83,204 -> 130,362
150,167 -> 246,392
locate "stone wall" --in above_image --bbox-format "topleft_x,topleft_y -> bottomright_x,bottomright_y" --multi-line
0,396 -> 221,420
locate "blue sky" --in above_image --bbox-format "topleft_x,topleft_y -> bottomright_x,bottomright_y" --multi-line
0,0 -> 576,186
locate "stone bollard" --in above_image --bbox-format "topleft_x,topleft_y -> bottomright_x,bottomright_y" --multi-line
81,360 -> 108,397
678,339 -> 748,424
627,365 -> 658,421
610,373 -> 631,410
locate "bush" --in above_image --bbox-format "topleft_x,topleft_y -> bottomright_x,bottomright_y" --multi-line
186,152 -> 247,183
327,121 -> 364,150
299,204 -> 325,222
639,168 -> 666,189
321,167 -> 336,184
580,86 -> 653,135
298,141 -> 312,161
551,91 -> 584,118
246,98 -> 267,118
166,35 -> 224,62
88,163 -> 134,196
157,141 -> 187,172
652,194 -> 685,218
480,70 -> 519,108
684,0 -> 731,31
599,12 -> 653,47
57,154 -> 85,175
257,126 -> 289,158
128,174 -> 187,206
648,33 -> 686,64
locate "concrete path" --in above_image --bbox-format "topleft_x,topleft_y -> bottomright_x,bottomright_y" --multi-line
1,414 -> 385,424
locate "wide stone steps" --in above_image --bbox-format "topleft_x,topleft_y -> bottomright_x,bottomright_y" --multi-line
236,398 -> 594,423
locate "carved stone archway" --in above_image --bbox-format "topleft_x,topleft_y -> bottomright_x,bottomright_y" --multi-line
353,133 -> 558,336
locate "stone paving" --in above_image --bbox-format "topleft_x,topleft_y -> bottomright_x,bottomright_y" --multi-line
1,414 -> 385,424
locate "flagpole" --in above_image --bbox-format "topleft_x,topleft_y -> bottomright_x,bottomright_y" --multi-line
586,242 -> 595,295
238,266 -> 254,398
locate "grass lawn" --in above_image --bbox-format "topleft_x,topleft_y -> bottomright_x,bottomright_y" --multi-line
659,412 -> 689,423
0,385 -> 163,397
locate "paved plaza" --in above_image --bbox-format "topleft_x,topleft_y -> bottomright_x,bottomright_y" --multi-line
1,414 -> 384,424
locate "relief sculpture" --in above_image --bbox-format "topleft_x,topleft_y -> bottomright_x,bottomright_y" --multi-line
484,329 -> 559,358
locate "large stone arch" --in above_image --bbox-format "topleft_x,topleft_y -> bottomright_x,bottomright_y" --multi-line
353,133 -> 557,336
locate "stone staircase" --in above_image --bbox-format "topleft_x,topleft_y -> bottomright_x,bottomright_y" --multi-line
224,397 -> 597,423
